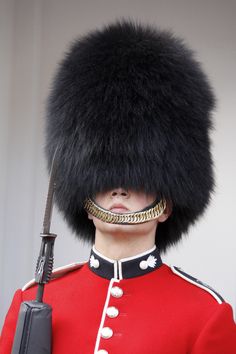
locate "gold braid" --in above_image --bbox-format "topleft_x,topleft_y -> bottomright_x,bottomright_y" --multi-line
84,198 -> 166,224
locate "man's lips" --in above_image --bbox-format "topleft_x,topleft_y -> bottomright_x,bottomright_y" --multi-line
109,204 -> 129,213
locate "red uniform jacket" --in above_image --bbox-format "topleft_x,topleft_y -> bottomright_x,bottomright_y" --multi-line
1,246 -> 236,353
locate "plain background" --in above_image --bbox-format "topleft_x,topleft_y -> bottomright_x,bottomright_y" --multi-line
0,0 -> 235,328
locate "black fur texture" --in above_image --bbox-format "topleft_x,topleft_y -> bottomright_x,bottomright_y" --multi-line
45,19 -> 215,252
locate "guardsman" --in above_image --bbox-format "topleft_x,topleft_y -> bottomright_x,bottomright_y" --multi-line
1,19 -> 236,353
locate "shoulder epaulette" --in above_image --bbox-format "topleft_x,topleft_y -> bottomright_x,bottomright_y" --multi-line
22,261 -> 86,291
171,266 -> 224,304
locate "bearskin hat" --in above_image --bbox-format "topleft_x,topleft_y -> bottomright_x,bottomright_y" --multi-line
45,19 -> 215,252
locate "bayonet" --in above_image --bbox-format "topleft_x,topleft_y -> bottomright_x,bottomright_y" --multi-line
35,149 -> 58,301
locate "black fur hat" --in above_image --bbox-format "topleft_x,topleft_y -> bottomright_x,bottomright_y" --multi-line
45,19 -> 215,252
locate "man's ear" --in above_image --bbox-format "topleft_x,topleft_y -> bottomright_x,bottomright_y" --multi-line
87,213 -> 93,220
158,201 -> 172,223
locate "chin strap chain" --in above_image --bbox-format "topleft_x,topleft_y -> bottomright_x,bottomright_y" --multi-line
84,198 -> 166,225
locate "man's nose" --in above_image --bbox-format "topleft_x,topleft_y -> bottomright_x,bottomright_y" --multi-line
110,188 -> 129,198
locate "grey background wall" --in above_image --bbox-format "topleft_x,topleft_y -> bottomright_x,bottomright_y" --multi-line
1,0 -> 235,328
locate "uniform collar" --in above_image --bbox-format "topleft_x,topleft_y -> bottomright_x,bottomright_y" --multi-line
88,245 -> 162,280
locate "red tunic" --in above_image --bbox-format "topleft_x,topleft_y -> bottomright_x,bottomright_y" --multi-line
1,248 -> 236,353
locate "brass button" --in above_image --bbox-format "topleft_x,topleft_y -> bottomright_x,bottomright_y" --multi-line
106,306 -> 119,318
110,286 -> 123,298
101,327 -> 113,339
139,260 -> 148,270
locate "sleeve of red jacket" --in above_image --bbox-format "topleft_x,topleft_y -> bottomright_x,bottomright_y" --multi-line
192,303 -> 236,353
0,289 -> 22,354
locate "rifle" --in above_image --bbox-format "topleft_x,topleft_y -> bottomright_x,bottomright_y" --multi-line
11,150 -> 57,354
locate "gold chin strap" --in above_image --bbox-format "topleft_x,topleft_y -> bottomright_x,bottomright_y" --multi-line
84,198 -> 167,225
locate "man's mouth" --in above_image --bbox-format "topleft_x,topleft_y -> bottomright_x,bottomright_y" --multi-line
109,204 -> 129,213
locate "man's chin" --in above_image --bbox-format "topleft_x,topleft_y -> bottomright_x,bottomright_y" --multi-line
96,221 -> 155,237
101,222 -> 137,233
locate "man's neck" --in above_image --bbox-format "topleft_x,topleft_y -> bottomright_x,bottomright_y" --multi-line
94,230 -> 156,260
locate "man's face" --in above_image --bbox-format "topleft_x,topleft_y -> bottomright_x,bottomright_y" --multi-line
94,188 -> 156,213
88,188 -> 161,238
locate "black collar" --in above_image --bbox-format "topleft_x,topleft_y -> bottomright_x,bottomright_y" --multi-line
88,246 -> 163,280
